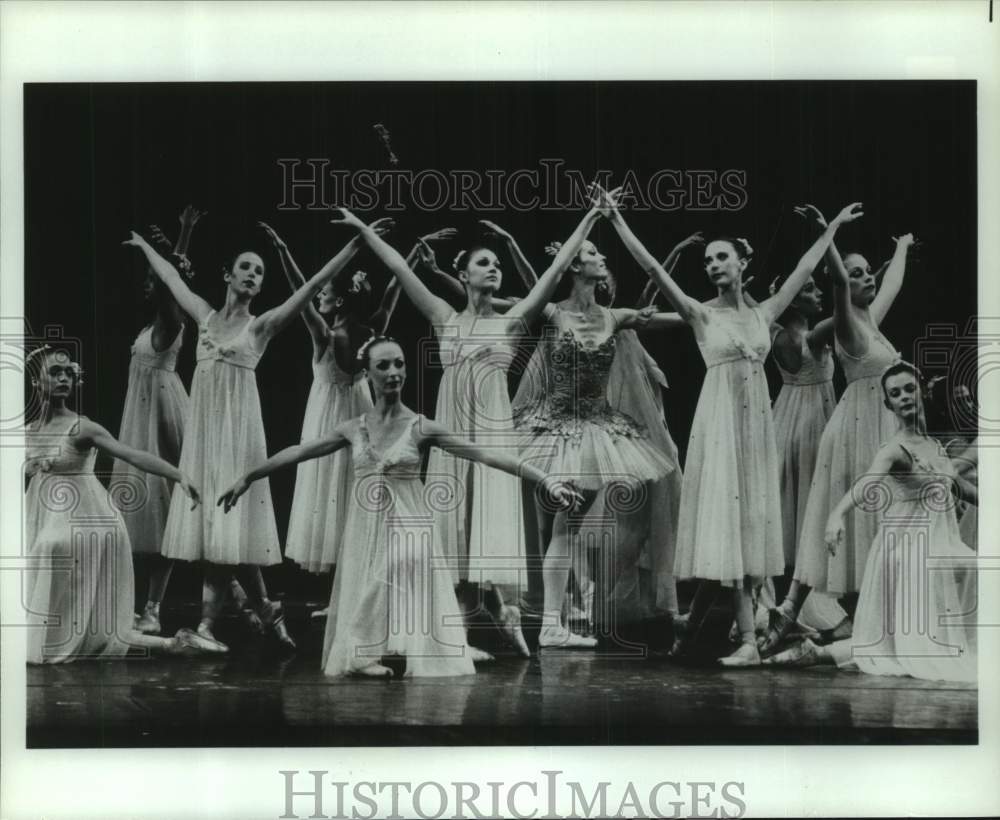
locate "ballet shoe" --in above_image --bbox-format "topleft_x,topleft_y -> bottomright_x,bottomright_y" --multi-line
668,612 -> 693,658
758,605 -> 796,657
350,663 -> 394,679
498,605 -> 531,658
469,645 -> 495,663
260,601 -> 297,652
539,625 -> 597,649
195,622 -> 230,653
241,607 -> 264,635
135,605 -> 161,636
815,617 -> 852,645
762,638 -> 821,668
718,641 -> 761,668
310,607 -> 330,620
167,627 -> 227,656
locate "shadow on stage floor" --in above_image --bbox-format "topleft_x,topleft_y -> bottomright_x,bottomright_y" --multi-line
26,602 -> 977,748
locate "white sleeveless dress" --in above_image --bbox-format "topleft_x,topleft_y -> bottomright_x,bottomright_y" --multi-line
110,325 -> 188,554
161,310 -> 281,566
285,337 -> 373,573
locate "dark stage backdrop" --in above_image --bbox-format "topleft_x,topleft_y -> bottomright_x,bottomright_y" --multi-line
24,81 -> 977,599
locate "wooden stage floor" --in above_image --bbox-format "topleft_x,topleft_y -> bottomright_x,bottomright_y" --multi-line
26,604 -> 977,748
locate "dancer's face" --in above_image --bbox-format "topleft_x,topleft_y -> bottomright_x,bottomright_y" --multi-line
36,351 -> 78,399
459,249 -> 502,293
226,252 -> 265,298
703,240 -> 746,289
844,253 -> 876,307
574,241 -> 609,282
791,276 -> 824,317
366,341 -> 406,396
883,371 -> 922,422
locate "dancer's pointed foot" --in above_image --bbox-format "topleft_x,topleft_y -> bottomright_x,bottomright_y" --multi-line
718,641 -> 761,667
469,646 -> 495,663
762,638 -> 821,667
168,627 -> 227,655
310,606 -> 329,620
351,663 -> 394,678
816,617 -> 852,644
539,625 -> 597,649
191,623 -> 230,653
668,612 -> 693,658
499,605 -> 531,657
241,607 -> 263,634
260,601 -> 296,652
758,604 -> 796,657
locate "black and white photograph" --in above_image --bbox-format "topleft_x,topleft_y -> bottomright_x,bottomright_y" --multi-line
2,2 -> 998,818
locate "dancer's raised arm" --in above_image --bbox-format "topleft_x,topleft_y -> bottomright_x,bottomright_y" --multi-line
123,231 -> 214,324
217,428 -> 352,513
639,231 -> 705,307
479,220 -> 539,288
870,233 -> 916,325
413,239 -> 516,312
759,202 -> 863,325
253,218 -> 394,344
74,418 -> 201,509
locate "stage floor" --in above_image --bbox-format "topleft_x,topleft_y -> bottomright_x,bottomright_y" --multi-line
26,604 -> 977,747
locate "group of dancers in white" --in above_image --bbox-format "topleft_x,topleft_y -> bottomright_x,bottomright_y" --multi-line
24,185 -> 978,682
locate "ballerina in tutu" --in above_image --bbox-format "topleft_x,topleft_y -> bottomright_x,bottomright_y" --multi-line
23,346 -> 215,662
605,189 -> 863,665
218,336 -> 581,677
765,362 -> 977,683
761,206 -> 917,654
111,207 -> 203,636
122,221 -> 390,652
327,204 -> 612,656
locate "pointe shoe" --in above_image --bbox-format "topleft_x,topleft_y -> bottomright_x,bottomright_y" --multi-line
191,623 -> 230,653
260,601 -> 297,652
539,625 -> 597,649
762,638 -> 821,667
168,627 -> 228,655
758,606 -> 796,657
668,612 -> 693,658
310,607 -> 329,620
241,607 -> 263,635
469,645 -> 495,663
135,605 -> 161,636
718,641 -> 761,667
350,663 -> 394,678
815,617 -> 852,644
498,605 -> 531,658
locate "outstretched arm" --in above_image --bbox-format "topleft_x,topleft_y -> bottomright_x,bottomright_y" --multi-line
217,428 -> 351,513
480,220 -> 539,288
824,443 -> 902,555
870,234 -> 915,326
258,221 -> 330,348
612,306 -> 687,332
639,230 -> 706,308
254,218 -> 394,344
76,418 -> 201,509
760,202 -> 864,325
123,231 -> 214,324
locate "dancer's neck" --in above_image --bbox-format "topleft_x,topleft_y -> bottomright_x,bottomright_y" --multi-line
782,311 -> 809,337
221,290 -> 253,319
372,395 -> 405,420
565,280 -> 598,313
465,288 -> 496,316
715,281 -> 744,310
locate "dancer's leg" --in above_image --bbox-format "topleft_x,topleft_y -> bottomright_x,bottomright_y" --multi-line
719,580 -> 761,666
198,564 -> 230,649
236,565 -> 296,650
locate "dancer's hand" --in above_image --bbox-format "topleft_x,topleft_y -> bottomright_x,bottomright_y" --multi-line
542,477 -> 584,510
370,217 -> 395,237
478,220 -> 512,240
179,205 -> 206,229
831,202 -> 864,226
793,203 -> 828,229
420,227 -> 458,243
121,230 -> 150,249
329,207 -> 367,231
892,232 -> 916,250
676,230 -> 705,250
257,221 -> 287,250
632,305 -> 657,330
824,515 -> 845,556
415,238 -> 442,271
179,475 -> 202,510
589,183 -> 624,219
217,477 -> 250,514
148,224 -> 172,252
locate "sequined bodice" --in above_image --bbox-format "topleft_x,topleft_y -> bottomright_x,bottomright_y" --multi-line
696,306 -> 772,369
835,325 -> 899,384
196,310 -> 263,370
132,325 -> 184,372
546,331 -> 617,410
25,419 -> 96,477
775,333 -> 834,386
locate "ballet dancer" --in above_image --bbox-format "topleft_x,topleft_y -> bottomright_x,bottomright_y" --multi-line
761,206 -> 916,654
111,206 -> 202,636
218,336 -> 581,677
23,346 -> 214,662
605,189 -> 863,665
765,362 -> 977,682
122,221 -> 390,652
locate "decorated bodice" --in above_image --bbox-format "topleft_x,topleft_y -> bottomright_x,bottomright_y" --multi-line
773,330 -> 834,386
544,306 -> 618,415
435,311 -> 515,371
132,325 -> 184,372
696,305 -> 772,369
888,440 -> 957,509
196,310 -> 263,371
351,414 -> 423,480
25,418 -> 96,478
835,324 -> 899,384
